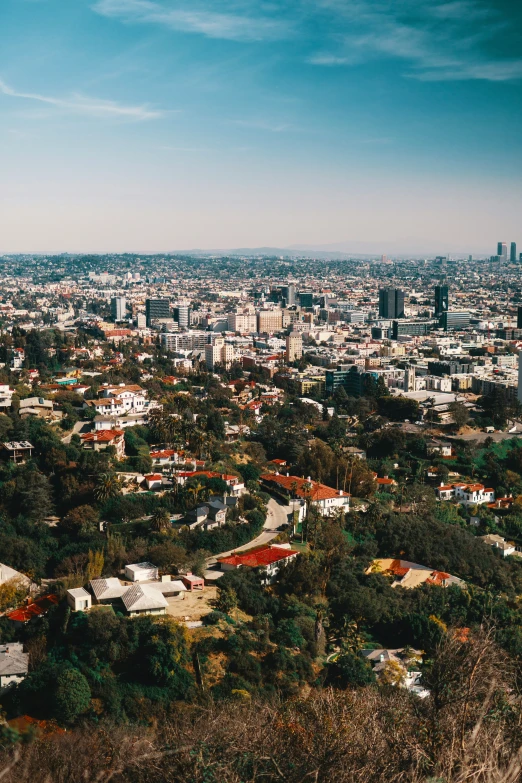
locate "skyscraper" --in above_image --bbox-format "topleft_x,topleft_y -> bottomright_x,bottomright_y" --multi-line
145,298 -> 170,326
286,332 -> 303,363
378,288 -> 405,319
434,285 -> 449,318
110,297 -> 126,322
497,242 -> 508,262
281,282 -> 296,307
173,303 -> 191,329
511,242 -> 517,263
517,307 -> 522,330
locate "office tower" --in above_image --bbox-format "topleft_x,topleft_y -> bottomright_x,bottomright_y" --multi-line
286,332 -> 303,363
299,292 -> 313,308
228,310 -> 257,333
434,285 -> 449,318
145,298 -> 170,326
173,303 -> 191,329
518,352 -> 522,404
511,242 -> 517,263
281,282 -> 296,307
110,297 -> 126,322
440,312 -> 470,331
404,365 -> 415,392
497,242 -> 508,262
468,255 -> 473,263
136,313 -> 146,329
378,288 -> 405,319
517,307 -> 522,330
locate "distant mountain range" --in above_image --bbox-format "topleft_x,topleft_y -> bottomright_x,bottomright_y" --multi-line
175,239 -> 491,259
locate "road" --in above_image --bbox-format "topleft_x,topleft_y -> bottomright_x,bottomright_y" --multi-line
61,420 -> 92,444
205,497 -> 291,575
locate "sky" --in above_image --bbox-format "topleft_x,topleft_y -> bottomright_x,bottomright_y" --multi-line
1,0 -> 522,254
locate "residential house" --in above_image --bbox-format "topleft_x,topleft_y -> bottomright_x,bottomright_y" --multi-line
369,559 -> 464,589
260,473 -> 350,516
0,643 -> 29,692
480,534 -> 519,558
0,441 -> 34,464
80,429 -> 125,459
124,562 -> 159,582
66,588 -> 92,612
122,584 -> 168,617
218,544 -> 299,583
435,482 -> 495,506
362,648 -> 429,698
7,594 -> 59,624
19,397 -> 55,419
181,500 -> 228,531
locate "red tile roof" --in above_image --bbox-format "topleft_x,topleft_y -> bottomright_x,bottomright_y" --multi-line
81,429 -> 124,443
219,545 -> 298,568
260,473 -> 348,501
7,594 -> 58,623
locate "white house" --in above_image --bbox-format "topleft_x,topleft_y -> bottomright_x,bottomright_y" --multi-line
260,473 -> 350,516
124,562 -> 159,582
67,587 -> 92,612
436,482 -> 495,506
0,643 -> 29,691
121,584 -> 168,617
480,534 -> 518,558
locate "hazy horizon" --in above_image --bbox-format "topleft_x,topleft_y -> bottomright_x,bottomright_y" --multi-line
2,0 -> 522,253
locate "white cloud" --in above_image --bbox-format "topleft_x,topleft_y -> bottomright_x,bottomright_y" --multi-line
92,0 -> 292,42
0,78 -> 164,120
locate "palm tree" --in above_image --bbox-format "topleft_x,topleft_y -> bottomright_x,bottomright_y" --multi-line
150,507 -> 171,533
94,473 -> 121,503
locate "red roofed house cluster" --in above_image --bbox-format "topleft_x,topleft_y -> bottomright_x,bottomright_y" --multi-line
218,544 -> 299,583
436,482 -> 495,506
260,473 -> 350,516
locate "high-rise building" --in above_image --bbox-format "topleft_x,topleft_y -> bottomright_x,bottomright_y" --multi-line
497,242 -> 508,262
434,285 -> 449,318
299,292 -> 313,308
205,338 -> 234,370
173,303 -> 191,329
404,365 -> 415,392
281,282 -> 296,307
286,332 -> 303,363
228,310 -> 257,333
257,309 -> 283,333
518,352 -> 522,404
511,242 -> 517,263
145,298 -> 170,327
517,307 -> 522,330
378,288 -> 405,319
111,297 -> 126,322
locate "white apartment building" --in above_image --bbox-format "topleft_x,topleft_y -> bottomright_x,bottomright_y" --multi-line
205,338 -> 235,370
228,310 -> 257,333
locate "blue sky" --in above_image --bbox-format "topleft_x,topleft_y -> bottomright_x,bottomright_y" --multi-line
1,0 -> 522,253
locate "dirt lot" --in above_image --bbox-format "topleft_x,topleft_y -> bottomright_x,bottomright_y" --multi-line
165,585 -> 217,621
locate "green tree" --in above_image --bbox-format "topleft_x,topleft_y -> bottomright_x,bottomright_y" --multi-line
53,668 -> 91,723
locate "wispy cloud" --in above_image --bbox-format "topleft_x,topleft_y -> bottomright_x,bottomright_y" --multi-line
92,0 -> 292,42
0,78 -> 164,120
307,0 -> 522,82
231,118 -> 294,132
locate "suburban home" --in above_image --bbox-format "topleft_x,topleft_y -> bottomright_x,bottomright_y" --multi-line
369,559 -> 464,589
7,594 -> 59,624
0,441 -> 34,464
121,584 -> 168,616
143,473 -> 165,491
181,500 -> 228,531
80,429 -> 125,459
0,643 -> 29,692
0,563 -> 30,589
435,482 -> 495,506
66,587 -> 92,612
218,544 -> 299,583
480,534 -> 520,558
174,470 -> 245,495
426,440 -> 453,458
125,562 -> 159,582
260,473 -> 350,516
19,397 -> 55,419
362,648 -> 429,698
150,448 -> 183,466
89,573 -> 186,616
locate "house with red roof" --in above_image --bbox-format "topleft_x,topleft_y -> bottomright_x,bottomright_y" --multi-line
218,544 -> 299,583
7,594 -> 59,624
436,482 -> 495,506
260,473 -> 350,516
81,429 -> 125,459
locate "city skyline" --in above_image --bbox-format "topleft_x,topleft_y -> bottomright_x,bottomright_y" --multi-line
1,0 -> 522,252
